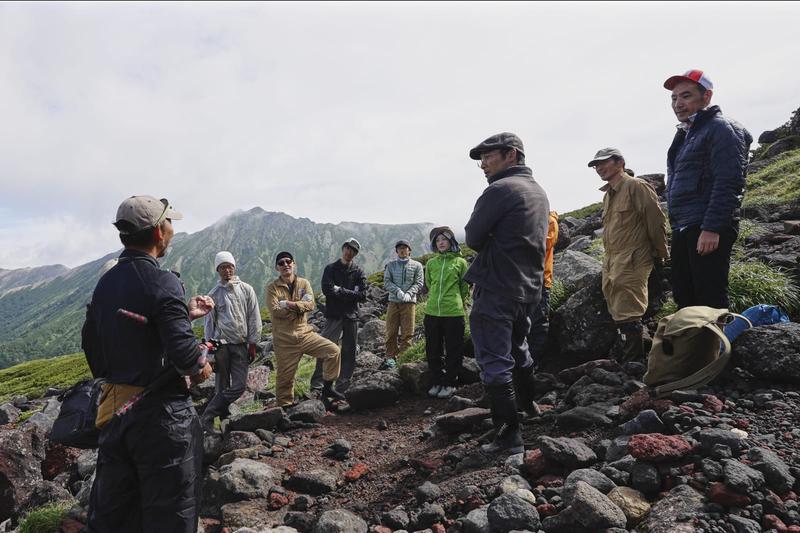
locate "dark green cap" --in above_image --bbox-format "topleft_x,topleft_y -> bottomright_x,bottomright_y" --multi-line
469,132 -> 525,160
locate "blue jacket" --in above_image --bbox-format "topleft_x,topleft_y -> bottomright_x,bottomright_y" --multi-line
384,258 -> 424,303
82,249 -> 206,394
464,165 -> 549,304
666,105 -> 752,232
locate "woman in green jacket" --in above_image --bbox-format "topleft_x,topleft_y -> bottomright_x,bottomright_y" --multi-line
424,226 -> 470,398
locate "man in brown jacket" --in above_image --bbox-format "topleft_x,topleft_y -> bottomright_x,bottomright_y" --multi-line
588,148 -> 669,360
266,251 -> 345,407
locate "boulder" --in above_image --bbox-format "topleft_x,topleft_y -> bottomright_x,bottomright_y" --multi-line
0,403 -> 20,425
538,436 -> 597,469
562,468 -> 616,505
222,431 -> 265,454
229,407 -> 284,432
486,493 -> 540,532
722,459 -> 765,494
607,486 -> 650,528
286,470 -> 337,495
434,407 -> 491,433
208,458 -> 276,503
345,371 -> 404,410
631,484 -> 703,533
23,398 -> 61,434
551,278 -> 616,355
357,320 -> 386,354
552,250 -> 602,292
627,433 -> 694,462
638,173 -> 666,197
557,404 -> 614,429
460,506 -> 489,533
733,323 -> 800,383
0,427 -> 46,521
313,508 -> 367,533
748,447 -> 796,494
287,400 -> 326,423
234,365 -> 271,406
398,361 -> 432,394
542,481 -> 626,531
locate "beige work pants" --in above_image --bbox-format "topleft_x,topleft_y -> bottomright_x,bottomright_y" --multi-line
275,333 -> 340,407
602,248 -> 653,323
385,302 -> 416,359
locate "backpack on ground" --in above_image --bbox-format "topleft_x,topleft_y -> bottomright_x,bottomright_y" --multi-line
643,306 -> 751,398
51,378 -> 105,449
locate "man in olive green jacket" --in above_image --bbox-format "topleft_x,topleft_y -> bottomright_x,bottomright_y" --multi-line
424,226 -> 470,399
589,148 -> 669,360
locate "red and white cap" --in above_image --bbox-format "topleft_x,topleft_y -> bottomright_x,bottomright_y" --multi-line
663,69 -> 714,91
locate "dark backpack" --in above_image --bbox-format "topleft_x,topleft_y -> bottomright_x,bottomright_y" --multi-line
50,378 -> 105,449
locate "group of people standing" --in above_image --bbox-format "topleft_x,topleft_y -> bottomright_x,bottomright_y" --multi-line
81,67 -> 751,531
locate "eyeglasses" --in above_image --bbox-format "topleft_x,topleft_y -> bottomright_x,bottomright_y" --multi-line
475,151 -> 501,168
153,198 -> 170,227
277,259 -> 293,267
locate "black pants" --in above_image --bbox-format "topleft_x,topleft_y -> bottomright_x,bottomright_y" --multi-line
424,315 -> 465,386
87,396 -> 203,533
671,225 -> 737,309
311,317 -> 358,391
203,343 -> 249,422
526,287 -> 550,368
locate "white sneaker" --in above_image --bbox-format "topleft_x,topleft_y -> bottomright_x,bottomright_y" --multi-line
427,385 -> 442,397
437,385 -> 456,399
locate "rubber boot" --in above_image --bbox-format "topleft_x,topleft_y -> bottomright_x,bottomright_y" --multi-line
618,320 -> 645,362
480,382 -> 524,455
513,365 -> 542,420
322,380 -> 346,402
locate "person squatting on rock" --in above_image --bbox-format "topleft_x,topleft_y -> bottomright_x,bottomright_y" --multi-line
266,251 -> 345,408
423,226 -> 469,399
588,148 -> 668,361
82,196 -> 215,533
465,133 -> 550,454
382,239 -> 424,369
200,251 -> 262,432
310,238 -> 368,395
526,210 -> 559,369
664,69 -> 752,309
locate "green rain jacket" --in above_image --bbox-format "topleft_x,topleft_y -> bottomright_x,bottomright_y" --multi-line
424,252 -> 469,317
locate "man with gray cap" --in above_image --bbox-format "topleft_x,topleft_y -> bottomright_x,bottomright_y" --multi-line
663,69 -> 752,309
382,239 -> 424,369
465,133 -> 549,454
201,251 -> 262,432
310,238 -> 368,394
82,196 -> 215,532
588,148 -> 668,360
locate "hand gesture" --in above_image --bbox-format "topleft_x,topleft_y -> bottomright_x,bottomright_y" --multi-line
188,295 -> 215,320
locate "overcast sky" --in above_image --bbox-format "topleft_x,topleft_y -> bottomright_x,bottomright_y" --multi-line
1,1 -> 798,270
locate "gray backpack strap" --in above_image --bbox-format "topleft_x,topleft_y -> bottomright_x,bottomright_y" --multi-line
651,314 -> 747,398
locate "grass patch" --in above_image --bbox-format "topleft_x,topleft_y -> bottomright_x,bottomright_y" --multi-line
728,260 -> 800,314
563,202 -> 603,220
653,297 -> 678,321
742,148 -> 800,208
0,353 -> 91,403
548,279 -> 574,311
398,339 -> 426,365
585,238 -> 605,260
18,500 -> 74,533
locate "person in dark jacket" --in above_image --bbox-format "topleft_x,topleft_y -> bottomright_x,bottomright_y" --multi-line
465,132 -> 550,454
664,70 -> 752,309
82,195 -> 215,533
310,238 -> 368,394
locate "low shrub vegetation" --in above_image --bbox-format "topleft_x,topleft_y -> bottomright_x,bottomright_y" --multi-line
742,148 -> 800,208
18,501 -> 74,533
0,353 -> 91,403
728,260 -> 800,314
562,202 -> 603,220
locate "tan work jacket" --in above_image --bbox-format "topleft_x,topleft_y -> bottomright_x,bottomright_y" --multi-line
265,276 -> 317,347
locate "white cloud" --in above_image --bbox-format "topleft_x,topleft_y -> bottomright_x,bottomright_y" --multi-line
1,1 -> 799,269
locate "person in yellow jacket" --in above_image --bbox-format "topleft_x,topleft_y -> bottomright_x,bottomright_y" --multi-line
265,251 -> 345,407
526,211 -> 559,369
588,148 -> 669,360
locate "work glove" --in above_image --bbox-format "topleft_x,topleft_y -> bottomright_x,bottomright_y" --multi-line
248,343 -> 257,362
396,290 -> 406,301
333,285 -> 341,294
279,300 -> 288,309
403,292 -> 413,303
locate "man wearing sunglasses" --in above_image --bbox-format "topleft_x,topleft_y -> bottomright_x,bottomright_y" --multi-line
466,133 -> 550,455
83,195 -> 215,532
266,251 -> 346,407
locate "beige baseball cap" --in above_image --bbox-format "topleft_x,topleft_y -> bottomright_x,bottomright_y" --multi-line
587,147 -> 625,167
113,196 -> 183,234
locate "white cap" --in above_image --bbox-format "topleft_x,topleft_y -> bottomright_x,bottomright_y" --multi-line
214,251 -> 236,271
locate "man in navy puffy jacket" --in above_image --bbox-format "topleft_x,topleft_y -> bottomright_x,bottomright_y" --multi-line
664,69 -> 752,309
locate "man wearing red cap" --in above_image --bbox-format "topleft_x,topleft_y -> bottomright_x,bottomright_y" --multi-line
663,70 -> 752,309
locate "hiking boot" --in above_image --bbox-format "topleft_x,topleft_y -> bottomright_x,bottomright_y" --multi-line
480,423 -> 524,455
378,358 -> 397,370
618,321 -> 645,362
437,385 -> 456,399
427,384 -> 442,397
322,380 -> 346,402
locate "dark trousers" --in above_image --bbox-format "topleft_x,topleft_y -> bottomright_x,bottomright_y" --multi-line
469,286 -> 535,386
88,396 -> 203,533
202,343 -> 249,422
311,317 -> 358,391
526,287 -> 551,368
671,225 -> 737,309
424,314 -> 465,386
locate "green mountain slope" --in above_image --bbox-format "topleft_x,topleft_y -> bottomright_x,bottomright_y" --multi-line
0,209 -> 433,368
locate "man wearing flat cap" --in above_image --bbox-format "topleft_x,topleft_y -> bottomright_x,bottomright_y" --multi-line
382,239 -> 424,369
663,69 -> 751,309
465,132 -> 550,454
83,195 -> 215,531
588,148 -> 668,360
310,238 -> 368,394
266,251 -> 346,408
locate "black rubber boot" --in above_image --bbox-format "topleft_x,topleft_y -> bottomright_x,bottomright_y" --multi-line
480,382 -> 524,455
513,365 -> 542,420
322,380 -> 346,402
618,320 -> 645,362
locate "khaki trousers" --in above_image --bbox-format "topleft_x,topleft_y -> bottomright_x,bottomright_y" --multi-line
385,302 -> 416,358
602,248 -> 653,323
275,333 -> 340,407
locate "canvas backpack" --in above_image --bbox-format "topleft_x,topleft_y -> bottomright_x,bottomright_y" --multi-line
643,306 -> 751,398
